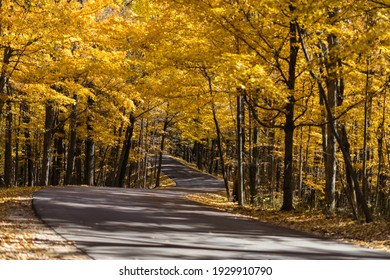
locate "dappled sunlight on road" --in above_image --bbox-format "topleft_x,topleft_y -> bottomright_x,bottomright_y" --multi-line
33,156 -> 390,260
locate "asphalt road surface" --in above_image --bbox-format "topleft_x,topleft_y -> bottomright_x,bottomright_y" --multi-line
33,156 -> 390,259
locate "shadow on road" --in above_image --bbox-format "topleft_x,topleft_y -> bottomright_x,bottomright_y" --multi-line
33,156 -> 390,260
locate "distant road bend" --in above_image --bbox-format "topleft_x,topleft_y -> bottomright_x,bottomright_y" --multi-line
33,155 -> 390,259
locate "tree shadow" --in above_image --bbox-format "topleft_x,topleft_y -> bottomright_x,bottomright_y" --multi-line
32,156 -> 390,260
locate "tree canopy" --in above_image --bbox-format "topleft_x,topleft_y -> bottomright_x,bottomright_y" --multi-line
1,0 -> 390,222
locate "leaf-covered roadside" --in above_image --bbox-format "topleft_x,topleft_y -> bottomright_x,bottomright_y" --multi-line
187,192 -> 390,253
0,187 -> 90,260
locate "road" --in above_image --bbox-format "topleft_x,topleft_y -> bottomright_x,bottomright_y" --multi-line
33,156 -> 390,259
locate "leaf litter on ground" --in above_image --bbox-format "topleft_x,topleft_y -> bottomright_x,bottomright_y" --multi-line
0,186 -> 90,260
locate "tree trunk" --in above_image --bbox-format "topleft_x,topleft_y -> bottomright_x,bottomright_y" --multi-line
236,93 -> 245,206
65,95 -> 78,185
4,97 -> 13,187
297,126 -> 304,196
249,116 -> 259,205
84,97 -> 95,185
114,113 -> 136,188
208,139 -> 216,174
362,58 -> 372,201
75,139 -> 83,185
337,125 -> 373,222
84,138 -> 95,185
23,107 -> 34,186
41,103 -> 55,186
339,127 -> 359,220
324,87 -> 337,213
51,114 -> 65,186
204,69 -> 231,199
323,31 -> 339,214
155,117 -> 169,189
281,104 -> 295,211
375,91 -> 386,211
0,46 -> 13,115
281,15 -> 299,211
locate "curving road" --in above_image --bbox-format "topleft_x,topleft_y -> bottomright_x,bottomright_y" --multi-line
33,156 -> 390,259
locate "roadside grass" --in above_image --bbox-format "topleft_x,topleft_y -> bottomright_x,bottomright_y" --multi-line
187,192 -> 390,253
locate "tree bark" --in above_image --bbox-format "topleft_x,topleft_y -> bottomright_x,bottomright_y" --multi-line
375,91 -> 386,211
114,113 -> 136,188
84,97 -> 95,185
362,58 -> 372,201
75,139 -> 83,185
323,31 -> 339,214
281,15 -> 299,211
23,106 -> 33,186
249,112 -> 259,205
281,101 -> 295,211
51,113 -> 65,186
0,46 -> 13,115
236,93 -> 245,206
337,125 -> 373,222
41,103 -> 55,186
65,95 -> 78,185
155,117 -> 169,189
204,69 -> 231,199
4,97 -> 13,186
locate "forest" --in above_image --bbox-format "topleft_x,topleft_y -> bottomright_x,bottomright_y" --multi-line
0,0 -> 390,223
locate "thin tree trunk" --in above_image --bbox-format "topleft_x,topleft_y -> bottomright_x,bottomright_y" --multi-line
4,97 -> 13,187
339,127 -> 359,220
96,146 -> 108,186
236,93 -> 245,206
362,58 -> 371,201
136,118 -> 146,187
23,106 -> 33,186
155,117 -> 169,189
249,115 -> 259,205
51,115 -> 65,186
114,113 -> 136,188
375,91 -> 386,210
142,119 -> 149,189
323,31 -> 339,214
204,69 -> 231,199
298,126 -> 304,196
84,97 -> 95,185
75,139 -> 83,185
65,95 -> 78,185
281,106 -> 295,211
337,124 -> 373,221
41,103 -> 55,186
0,46 -> 13,115
84,138 -> 95,185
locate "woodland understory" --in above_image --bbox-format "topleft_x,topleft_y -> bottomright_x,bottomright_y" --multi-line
1,0 -> 390,237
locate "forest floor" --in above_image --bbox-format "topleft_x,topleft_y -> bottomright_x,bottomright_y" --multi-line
187,192 -> 390,253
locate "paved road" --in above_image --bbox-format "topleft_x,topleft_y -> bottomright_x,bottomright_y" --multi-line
33,156 -> 390,259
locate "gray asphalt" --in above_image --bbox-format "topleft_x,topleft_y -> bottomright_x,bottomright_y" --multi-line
33,156 -> 390,259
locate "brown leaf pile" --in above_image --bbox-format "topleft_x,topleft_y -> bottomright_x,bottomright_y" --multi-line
187,192 -> 390,252
0,187 -> 90,260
